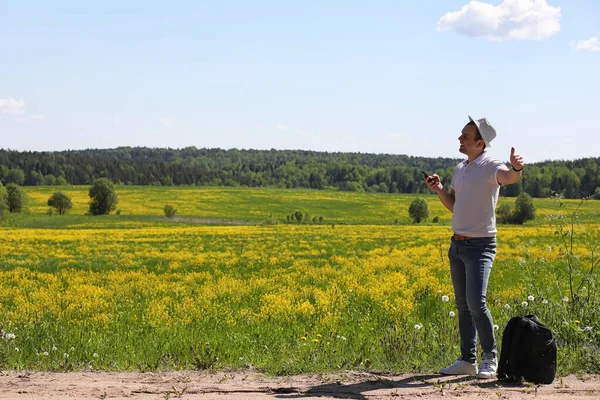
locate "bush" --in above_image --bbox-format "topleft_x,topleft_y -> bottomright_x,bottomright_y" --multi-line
496,203 -> 514,224
496,194 -> 536,225
513,193 -> 536,224
408,198 -> 429,223
47,192 -> 73,215
164,204 -> 177,218
432,216 -> 439,223
285,211 -> 323,224
593,187 -> 600,200
6,183 -> 26,213
88,178 -> 118,215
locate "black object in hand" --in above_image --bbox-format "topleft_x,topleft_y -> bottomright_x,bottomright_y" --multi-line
421,170 -> 433,181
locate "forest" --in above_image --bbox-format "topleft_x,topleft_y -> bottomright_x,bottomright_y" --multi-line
1,147 -> 599,199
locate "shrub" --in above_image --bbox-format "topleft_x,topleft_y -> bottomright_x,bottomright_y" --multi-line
408,198 -> 429,223
164,204 -> 177,218
47,192 -> 73,215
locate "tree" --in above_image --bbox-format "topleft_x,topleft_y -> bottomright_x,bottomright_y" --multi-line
88,178 -> 118,215
593,187 -> 600,201
512,193 -> 536,224
26,170 -> 43,186
48,192 -> 73,215
0,182 -> 7,218
43,174 -> 57,185
4,168 -> 25,185
409,198 -> 429,223
6,183 -> 26,213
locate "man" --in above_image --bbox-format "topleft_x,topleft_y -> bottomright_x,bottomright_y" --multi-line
425,116 -> 524,379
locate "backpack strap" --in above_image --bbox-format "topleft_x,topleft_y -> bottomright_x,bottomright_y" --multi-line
508,317 -> 530,380
498,316 -> 519,380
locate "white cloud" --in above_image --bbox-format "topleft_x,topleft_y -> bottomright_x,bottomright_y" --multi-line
30,114 -> 46,121
275,124 -> 289,131
576,37 -> 600,52
159,117 -> 174,128
0,97 -> 26,115
438,0 -> 561,41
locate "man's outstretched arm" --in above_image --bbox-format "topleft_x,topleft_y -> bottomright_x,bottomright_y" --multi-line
497,147 -> 524,185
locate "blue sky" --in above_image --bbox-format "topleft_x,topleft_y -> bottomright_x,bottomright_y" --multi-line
1,0 -> 598,163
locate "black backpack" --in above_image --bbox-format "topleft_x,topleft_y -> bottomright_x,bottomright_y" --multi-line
497,314 -> 557,384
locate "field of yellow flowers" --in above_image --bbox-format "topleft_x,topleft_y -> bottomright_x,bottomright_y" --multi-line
1,187 -> 599,373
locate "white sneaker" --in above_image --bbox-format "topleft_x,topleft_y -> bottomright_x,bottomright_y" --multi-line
477,357 -> 497,379
439,359 -> 478,376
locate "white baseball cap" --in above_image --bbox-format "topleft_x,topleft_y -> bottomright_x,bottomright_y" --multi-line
468,115 -> 496,148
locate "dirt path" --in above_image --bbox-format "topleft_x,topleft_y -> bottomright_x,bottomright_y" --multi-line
1,370 -> 598,399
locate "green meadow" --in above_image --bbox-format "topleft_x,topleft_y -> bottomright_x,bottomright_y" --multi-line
0,186 -> 598,374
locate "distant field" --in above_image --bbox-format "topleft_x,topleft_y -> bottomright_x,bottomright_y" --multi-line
18,185 -> 600,227
1,186 -> 599,374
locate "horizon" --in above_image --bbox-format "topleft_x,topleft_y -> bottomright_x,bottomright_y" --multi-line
1,0 -> 599,164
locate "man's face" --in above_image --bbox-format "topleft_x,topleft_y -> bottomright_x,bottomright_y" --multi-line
458,124 -> 484,155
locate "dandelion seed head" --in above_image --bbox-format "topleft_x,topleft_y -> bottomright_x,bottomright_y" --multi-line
527,295 -> 535,301
563,297 -> 569,302
494,325 -> 499,330
504,304 -> 510,310
448,311 -> 455,317
414,323 -> 423,330
542,299 -> 548,304
92,353 -> 98,358
521,301 -> 528,307
441,295 -> 450,302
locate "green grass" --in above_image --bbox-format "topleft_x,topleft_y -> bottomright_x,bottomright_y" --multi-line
17,185 -> 600,229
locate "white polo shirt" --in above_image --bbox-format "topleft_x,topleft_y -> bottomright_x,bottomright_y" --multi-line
451,151 -> 506,238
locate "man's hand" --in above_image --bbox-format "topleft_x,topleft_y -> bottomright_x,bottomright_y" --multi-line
510,147 -> 524,171
425,174 -> 443,192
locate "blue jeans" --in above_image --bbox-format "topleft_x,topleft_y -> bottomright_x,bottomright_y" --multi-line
448,236 -> 497,363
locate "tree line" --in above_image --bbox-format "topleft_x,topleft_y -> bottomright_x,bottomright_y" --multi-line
1,147 -> 599,199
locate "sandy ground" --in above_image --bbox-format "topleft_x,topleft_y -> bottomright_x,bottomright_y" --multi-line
1,370 -> 599,400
